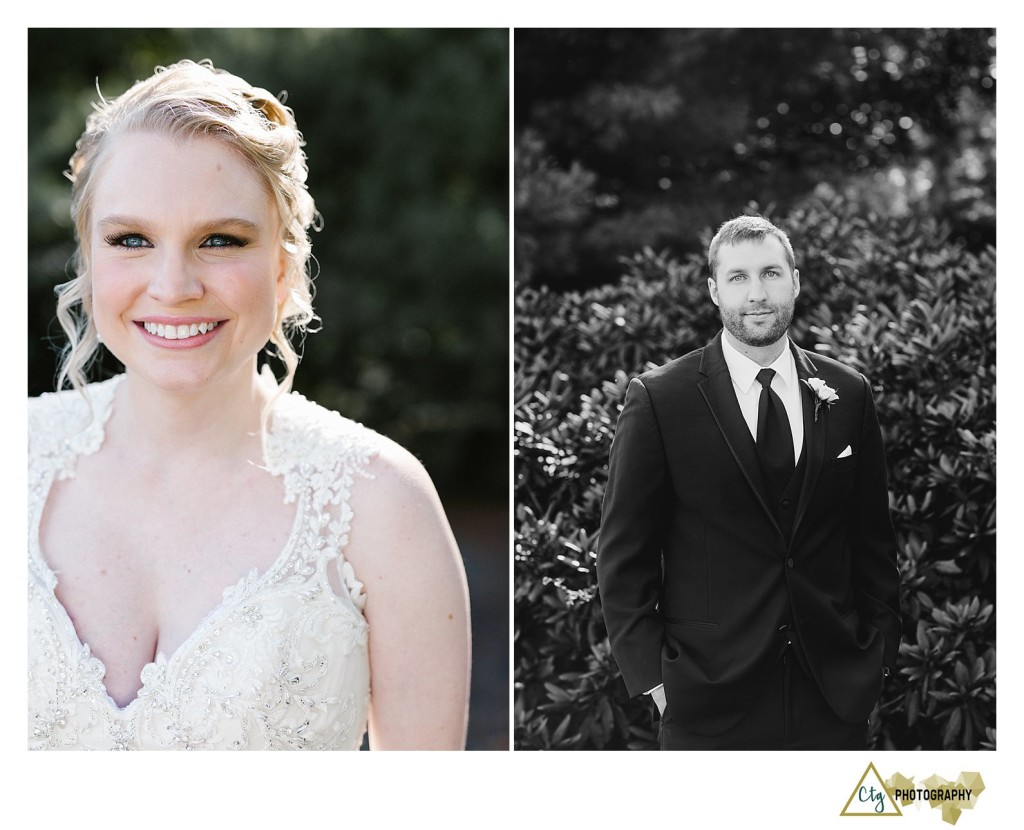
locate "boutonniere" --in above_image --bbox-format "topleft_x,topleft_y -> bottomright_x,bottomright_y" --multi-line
802,377 -> 839,422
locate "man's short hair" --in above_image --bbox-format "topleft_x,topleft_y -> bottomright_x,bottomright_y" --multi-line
707,215 -> 796,279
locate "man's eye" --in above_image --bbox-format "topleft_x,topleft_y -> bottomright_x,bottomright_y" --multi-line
105,233 -> 150,249
201,234 -> 246,248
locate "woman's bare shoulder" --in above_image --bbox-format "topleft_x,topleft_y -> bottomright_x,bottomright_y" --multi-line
366,436 -> 438,499
346,434 -> 460,575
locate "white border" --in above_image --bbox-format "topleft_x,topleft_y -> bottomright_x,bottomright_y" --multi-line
8,8 -> 1013,827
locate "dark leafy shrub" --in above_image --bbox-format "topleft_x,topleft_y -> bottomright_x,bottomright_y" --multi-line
514,196 -> 995,750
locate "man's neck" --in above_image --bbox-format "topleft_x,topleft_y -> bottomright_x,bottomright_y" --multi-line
722,328 -> 789,367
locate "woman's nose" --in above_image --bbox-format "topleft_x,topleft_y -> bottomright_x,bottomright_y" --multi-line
147,250 -> 203,305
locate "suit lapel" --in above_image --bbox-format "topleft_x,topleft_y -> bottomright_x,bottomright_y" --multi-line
697,332 -> 784,539
789,344 -> 826,546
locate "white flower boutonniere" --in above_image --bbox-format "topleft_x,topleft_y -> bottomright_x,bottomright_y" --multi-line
802,377 -> 839,422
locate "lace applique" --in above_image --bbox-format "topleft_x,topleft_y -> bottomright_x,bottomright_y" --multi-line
28,380 -> 115,481
27,377 -> 380,750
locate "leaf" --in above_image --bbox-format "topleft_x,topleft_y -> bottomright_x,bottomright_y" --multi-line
943,707 -> 963,748
543,682 -> 573,704
551,713 -> 572,745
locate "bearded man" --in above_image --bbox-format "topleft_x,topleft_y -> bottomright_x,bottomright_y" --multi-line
596,215 -> 901,750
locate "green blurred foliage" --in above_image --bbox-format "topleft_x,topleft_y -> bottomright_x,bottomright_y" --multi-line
514,198 -> 995,750
515,28 -> 995,289
28,28 -> 508,501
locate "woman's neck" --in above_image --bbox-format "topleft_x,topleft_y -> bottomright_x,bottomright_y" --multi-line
107,363 -> 275,466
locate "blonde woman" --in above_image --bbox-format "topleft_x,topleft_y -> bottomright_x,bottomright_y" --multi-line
28,59 -> 470,750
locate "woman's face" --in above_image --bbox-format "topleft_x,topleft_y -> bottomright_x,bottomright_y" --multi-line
88,130 -> 285,395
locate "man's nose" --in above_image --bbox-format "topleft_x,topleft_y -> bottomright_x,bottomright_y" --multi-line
746,276 -> 767,301
147,250 -> 203,305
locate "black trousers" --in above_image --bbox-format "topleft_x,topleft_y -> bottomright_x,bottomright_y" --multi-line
658,647 -> 868,750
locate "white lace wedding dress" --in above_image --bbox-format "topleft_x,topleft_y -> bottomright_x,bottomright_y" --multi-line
28,376 -> 379,750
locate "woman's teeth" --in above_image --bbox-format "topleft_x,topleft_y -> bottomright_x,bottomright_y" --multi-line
143,321 -> 219,340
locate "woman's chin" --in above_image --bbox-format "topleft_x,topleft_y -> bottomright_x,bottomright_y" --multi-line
121,362 -> 254,397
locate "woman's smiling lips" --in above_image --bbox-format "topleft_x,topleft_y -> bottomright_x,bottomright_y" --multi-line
135,317 -> 226,348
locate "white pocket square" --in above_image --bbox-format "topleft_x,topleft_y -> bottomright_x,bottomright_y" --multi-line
837,445 -> 852,458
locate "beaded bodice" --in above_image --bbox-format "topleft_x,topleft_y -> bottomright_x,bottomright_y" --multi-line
28,376 -> 379,750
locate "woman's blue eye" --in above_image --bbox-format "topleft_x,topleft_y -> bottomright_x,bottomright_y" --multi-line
201,234 -> 246,248
105,233 -> 150,248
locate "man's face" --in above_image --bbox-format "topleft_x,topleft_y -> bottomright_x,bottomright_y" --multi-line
708,237 -> 800,348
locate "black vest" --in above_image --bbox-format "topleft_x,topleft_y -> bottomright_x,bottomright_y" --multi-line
757,435 -> 808,541
757,436 -> 813,671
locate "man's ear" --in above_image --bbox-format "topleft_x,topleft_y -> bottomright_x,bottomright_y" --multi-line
792,268 -> 801,299
708,275 -> 720,307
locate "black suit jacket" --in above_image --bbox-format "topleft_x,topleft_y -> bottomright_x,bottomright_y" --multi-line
596,331 -> 901,735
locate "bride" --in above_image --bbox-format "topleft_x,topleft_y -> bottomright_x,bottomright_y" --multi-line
28,59 -> 471,750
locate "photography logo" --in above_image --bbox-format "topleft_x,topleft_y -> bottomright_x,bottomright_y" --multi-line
841,762 -> 902,816
841,764 -> 985,825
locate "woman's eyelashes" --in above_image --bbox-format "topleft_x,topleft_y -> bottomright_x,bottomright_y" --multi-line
104,232 -> 151,249
200,234 -> 248,249
102,232 -> 248,250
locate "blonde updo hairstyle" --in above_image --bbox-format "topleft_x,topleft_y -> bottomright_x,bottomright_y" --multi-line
57,58 -> 318,396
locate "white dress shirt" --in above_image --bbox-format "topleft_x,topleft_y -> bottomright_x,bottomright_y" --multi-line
720,331 -> 804,463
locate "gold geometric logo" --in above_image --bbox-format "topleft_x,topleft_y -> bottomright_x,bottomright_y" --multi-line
884,771 -> 985,826
841,762 -> 903,817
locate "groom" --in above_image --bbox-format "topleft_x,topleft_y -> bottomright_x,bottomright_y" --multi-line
596,215 -> 901,750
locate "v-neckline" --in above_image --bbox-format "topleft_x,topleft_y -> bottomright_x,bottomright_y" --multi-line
28,376 -> 307,714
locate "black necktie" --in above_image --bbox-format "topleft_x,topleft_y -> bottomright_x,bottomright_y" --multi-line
755,368 -> 795,485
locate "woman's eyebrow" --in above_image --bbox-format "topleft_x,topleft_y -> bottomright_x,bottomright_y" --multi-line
193,217 -> 263,235
96,215 -> 263,234
96,214 -> 154,231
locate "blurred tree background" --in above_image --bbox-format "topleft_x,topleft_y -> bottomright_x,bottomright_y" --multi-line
514,28 -> 995,750
27,28 -> 509,749
516,28 -> 994,290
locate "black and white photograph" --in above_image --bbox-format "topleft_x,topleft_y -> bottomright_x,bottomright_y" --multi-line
514,28 -> 995,752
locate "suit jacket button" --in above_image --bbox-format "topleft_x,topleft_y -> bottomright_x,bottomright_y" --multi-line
781,499 -> 792,508
787,558 -> 795,568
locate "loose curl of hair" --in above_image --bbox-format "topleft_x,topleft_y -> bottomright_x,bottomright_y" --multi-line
57,58 -> 320,397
